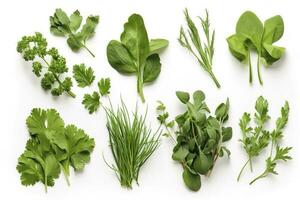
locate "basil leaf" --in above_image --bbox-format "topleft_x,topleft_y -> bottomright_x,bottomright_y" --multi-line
227,34 -> 248,62
263,15 -> 284,44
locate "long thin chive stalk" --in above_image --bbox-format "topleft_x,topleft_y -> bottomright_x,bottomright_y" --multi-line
104,101 -> 160,188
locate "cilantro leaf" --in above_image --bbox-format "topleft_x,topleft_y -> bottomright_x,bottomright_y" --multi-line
17,108 -> 95,192
98,78 -> 111,96
17,139 -> 60,192
50,8 -> 99,57
26,108 -> 65,136
82,92 -> 100,114
73,64 -> 95,87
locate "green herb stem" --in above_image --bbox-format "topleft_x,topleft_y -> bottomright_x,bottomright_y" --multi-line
137,69 -> 145,103
81,43 -> 95,58
41,57 -> 76,98
208,71 -> 221,88
237,158 -> 251,181
249,170 -> 268,185
257,55 -> 263,85
248,50 -> 253,84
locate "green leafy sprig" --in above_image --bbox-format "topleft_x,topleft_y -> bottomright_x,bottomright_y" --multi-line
50,8 -> 99,57
82,77 -> 111,114
17,108 -> 95,192
227,11 -> 285,85
237,97 -> 292,184
107,14 -> 168,102
179,9 -> 220,88
157,90 -> 232,191
17,32 -> 75,98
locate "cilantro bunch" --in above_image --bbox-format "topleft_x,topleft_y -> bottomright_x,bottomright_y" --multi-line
50,9 -> 99,57
238,96 -> 292,184
17,108 -> 95,192
157,90 -> 232,191
17,32 -> 75,98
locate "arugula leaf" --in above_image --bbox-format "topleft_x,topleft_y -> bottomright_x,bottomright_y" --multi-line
107,14 -> 168,102
73,63 -> 95,87
82,92 -> 100,114
179,9 -> 220,88
227,11 -> 285,85
98,78 -> 111,96
17,33 -> 75,98
50,8 -> 99,57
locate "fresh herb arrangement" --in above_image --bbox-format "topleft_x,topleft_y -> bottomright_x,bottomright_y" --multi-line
157,90 -> 232,191
104,101 -> 160,188
238,96 -> 292,184
73,63 -> 95,87
227,11 -> 285,85
17,32 -> 75,98
50,9 -> 99,57
17,108 -> 95,192
107,14 -> 168,102
82,77 -> 111,114
179,9 -> 220,88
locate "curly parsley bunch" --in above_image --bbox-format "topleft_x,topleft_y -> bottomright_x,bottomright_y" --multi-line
17,32 -> 75,98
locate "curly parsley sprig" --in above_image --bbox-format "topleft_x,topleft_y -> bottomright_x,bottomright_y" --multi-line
17,32 -> 75,98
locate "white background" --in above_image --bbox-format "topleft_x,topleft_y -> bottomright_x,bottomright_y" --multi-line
1,0 -> 299,199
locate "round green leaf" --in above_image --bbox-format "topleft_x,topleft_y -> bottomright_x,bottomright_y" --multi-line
182,167 -> 201,191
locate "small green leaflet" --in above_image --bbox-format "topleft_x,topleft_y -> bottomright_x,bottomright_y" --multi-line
82,92 -> 100,114
82,78 -> 111,114
17,108 -> 95,192
50,8 -> 99,57
98,78 -> 111,96
73,63 -> 95,87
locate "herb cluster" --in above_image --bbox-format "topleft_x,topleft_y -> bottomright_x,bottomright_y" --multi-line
179,9 -> 220,88
50,9 -> 99,57
107,14 -> 168,102
104,101 -> 160,188
17,108 -> 95,192
238,96 -> 292,184
17,33 -> 75,98
227,11 -> 285,84
157,90 -> 232,191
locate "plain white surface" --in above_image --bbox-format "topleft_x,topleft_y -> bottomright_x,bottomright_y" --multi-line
1,0 -> 299,199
